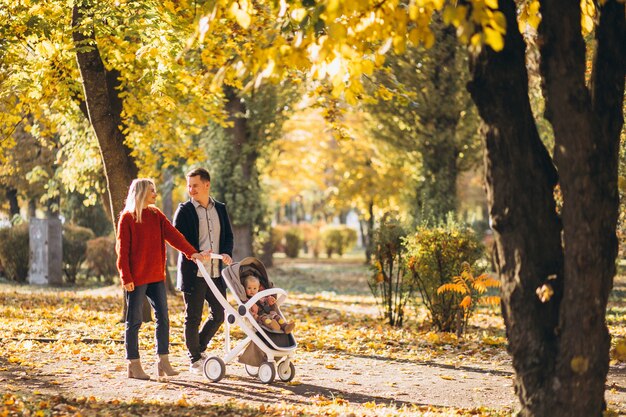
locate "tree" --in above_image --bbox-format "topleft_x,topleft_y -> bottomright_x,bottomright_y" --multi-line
189,0 -> 624,415
467,1 -> 625,415
364,19 -> 482,223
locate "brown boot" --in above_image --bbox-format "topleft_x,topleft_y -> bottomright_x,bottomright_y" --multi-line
264,318 -> 281,331
156,354 -> 180,377
128,359 -> 150,380
282,322 -> 295,334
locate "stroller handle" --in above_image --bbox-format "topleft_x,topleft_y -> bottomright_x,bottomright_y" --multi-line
245,288 -> 287,307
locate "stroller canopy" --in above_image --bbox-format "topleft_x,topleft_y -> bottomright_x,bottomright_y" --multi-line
222,257 -> 273,302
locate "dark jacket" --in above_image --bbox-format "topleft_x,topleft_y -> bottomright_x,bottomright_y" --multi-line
173,199 -> 234,292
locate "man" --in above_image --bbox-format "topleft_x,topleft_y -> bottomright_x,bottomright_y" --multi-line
174,167 -> 234,373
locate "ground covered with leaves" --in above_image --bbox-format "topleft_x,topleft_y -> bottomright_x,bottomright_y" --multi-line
1,258 -> 625,416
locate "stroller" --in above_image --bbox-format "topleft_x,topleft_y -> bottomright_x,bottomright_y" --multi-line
196,256 -> 297,384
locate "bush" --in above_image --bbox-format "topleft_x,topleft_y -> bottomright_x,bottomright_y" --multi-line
321,225 -> 357,258
85,236 -> 118,283
298,222 -> 322,258
271,225 -> 289,253
404,218 -> 485,335
368,217 -> 413,326
0,224 -> 30,282
62,224 -> 95,284
284,227 -> 303,258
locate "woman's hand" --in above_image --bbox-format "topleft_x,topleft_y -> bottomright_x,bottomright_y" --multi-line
124,282 -> 135,292
221,254 -> 233,265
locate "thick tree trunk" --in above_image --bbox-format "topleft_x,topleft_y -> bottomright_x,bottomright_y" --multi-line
71,2 -> 138,230
539,1 -> 625,415
468,0 -> 625,415
467,0 -> 564,414
72,1 -> 147,323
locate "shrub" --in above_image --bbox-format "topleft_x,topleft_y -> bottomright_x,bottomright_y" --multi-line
271,225 -> 289,253
368,217 -> 412,326
62,224 -> 95,284
321,225 -> 357,258
85,236 -> 118,283
0,224 -> 29,282
404,218 -> 485,335
437,262 -> 500,334
298,222 -> 322,258
284,227 -> 303,258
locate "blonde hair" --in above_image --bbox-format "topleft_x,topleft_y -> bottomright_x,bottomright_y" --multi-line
122,178 -> 156,223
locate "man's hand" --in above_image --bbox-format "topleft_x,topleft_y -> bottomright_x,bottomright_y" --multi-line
124,282 -> 135,292
221,254 -> 233,265
199,250 -> 213,260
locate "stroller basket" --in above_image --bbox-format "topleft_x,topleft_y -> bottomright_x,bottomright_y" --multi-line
196,257 -> 297,384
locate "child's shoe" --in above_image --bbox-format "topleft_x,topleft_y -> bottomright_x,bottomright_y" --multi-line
282,322 -> 295,334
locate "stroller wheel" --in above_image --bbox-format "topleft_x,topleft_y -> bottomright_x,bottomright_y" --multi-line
244,364 -> 259,377
277,359 -> 296,382
203,357 -> 226,382
258,361 -> 275,384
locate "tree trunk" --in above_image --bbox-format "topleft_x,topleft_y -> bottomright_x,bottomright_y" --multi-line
71,1 -> 138,230
467,0 -> 624,415
539,1 -> 625,415
6,188 -> 19,217
223,86 -> 256,260
72,1 -> 148,323
233,225 -> 253,262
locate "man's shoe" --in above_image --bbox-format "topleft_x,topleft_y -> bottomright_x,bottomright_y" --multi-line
190,358 -> 204,374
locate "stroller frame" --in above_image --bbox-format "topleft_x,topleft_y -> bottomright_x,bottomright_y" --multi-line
197,258 -> 297,384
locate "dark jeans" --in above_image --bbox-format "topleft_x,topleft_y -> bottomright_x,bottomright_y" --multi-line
125,280 -> 169,360
183,276 -> 226,363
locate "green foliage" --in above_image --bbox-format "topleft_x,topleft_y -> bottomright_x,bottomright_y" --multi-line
62,224 -> 94,284
363,21 -> 482,224
0,224 -> 30,282
321,225 -> 357,258
85,236 -> 117,284
404,218 -> 484,334
369,216 -> 413,327
284,227 -> 303,258
62,193 -> 112,237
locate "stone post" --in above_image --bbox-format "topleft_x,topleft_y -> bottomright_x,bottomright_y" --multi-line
29,218 -> 63,285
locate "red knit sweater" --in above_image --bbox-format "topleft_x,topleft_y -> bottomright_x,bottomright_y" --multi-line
116,207 -> 197,286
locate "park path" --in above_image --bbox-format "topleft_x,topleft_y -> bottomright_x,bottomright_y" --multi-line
2,342 -> 625,414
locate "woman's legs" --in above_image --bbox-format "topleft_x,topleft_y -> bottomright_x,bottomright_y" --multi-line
125,284 -> 148,360
145,280 -> 169,355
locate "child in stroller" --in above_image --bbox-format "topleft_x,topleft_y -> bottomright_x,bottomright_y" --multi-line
242,271 -> 295,334
196,256 -> 297,384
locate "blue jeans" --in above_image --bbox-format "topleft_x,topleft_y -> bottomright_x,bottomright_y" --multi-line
125,281 -> 169,360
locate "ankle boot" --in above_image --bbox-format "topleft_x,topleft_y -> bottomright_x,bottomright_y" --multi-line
127,359 -> 150,380
156,354 -> 180,377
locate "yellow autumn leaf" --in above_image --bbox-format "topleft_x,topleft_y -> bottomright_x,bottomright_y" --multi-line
290,7 -> 307,22
484,0 -> 499,9
612,339 -> 626,361
570,356 -> 589,374
459,295 -> 472,309
536,283 -> 554,303
484,27 -> 504,51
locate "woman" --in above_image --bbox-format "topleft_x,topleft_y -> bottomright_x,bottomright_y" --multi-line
116,178 -> 203,380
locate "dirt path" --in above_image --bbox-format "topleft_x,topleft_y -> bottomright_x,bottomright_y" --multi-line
2,343 -> 625,414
